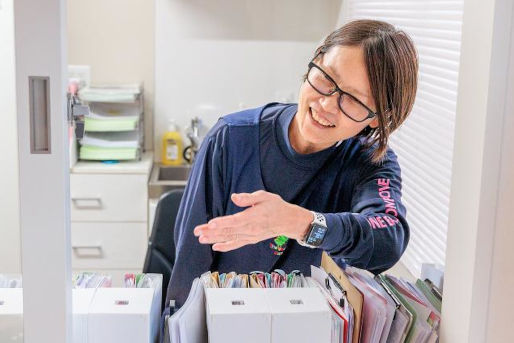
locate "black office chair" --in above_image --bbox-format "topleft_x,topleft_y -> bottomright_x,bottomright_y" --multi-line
143,188 -> 184,310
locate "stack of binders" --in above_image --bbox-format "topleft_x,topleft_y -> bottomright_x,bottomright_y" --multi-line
78,84 -> 144,161
165,253 -> 443,343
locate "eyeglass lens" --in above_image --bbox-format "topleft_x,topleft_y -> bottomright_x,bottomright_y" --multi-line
307,66 -> 370,122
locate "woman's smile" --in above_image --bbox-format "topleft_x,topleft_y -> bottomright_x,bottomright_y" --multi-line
309,107 -> 336,128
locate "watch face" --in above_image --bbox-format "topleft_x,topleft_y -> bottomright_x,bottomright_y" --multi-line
306,224 -> 327,247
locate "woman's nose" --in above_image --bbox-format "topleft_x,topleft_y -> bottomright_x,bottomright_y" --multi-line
318,92 -> 340,114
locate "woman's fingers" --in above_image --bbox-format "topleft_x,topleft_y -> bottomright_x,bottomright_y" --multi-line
193,223 -> 210,237
194,190 -> 280,249
212,239 -> 252,252
230,190 -> 270,207
198,228 -> 252,244
207,211 -> 246,229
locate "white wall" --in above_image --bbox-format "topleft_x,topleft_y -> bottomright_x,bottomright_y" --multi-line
0,0 -> 21,273
484,5 -> 514,340
441,0 -> 514,342
67,0 -> 154,151
155,0 -> 341,161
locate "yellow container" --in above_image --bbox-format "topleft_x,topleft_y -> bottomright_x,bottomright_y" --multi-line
161,121 -> 183,165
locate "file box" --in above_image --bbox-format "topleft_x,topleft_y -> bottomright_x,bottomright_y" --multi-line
88,287 -> 159,343
72,288 -> 96,343
0,288 -> 23,342
205,288 -> 272,343
266,287 -> 331,343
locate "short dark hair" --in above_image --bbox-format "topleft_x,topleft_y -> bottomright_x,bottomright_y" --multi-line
311,19 -> 418,163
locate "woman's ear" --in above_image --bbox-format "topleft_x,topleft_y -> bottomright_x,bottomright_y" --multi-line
369,117 -> 379,129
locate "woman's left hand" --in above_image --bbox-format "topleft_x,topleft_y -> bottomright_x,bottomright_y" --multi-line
193,190 -> 313,252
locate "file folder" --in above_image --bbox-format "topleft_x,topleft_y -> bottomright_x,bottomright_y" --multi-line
377,275 -> 415,343
321,252 -> 363,343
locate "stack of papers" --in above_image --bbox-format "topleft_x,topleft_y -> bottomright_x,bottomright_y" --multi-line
73,272 -> 112,289
0,275 -> 22,288
81,131 -> 140,148
77,84 -> 143,161
79,145 -> 139,161
200,270 -> 308,289
84,114 -> 139,132
78,84 -> 142,103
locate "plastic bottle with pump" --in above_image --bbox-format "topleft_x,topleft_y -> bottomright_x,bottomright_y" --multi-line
161,120 -> 183,165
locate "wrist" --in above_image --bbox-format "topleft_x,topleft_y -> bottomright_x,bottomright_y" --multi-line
287,205 -> 313,240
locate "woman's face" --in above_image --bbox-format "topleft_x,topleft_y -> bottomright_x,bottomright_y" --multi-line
291,45 -> 379,154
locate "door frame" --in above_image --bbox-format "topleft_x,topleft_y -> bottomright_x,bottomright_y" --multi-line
14,0 -> 72,341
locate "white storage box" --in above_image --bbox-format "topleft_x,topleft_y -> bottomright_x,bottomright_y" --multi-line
0,288 -> 23,342
0,273 -> 161,343
87,288 -> 159,343
73,288 -> 96,343
266,288 -> 331,343
206,288 -> 271,343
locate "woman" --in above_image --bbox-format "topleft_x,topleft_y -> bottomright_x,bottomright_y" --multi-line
166,19 -> 418,308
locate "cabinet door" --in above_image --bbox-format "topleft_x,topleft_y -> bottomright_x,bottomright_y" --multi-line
71,174 -> 148,222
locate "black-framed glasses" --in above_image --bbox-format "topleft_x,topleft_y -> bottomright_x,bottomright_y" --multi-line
306,60 -> 376,122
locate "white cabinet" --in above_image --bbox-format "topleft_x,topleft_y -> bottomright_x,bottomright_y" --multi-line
70,153 -> 153,285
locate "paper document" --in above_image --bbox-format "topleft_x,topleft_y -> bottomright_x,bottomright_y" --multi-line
80,131 -> 140,148
79,84 -> 142,103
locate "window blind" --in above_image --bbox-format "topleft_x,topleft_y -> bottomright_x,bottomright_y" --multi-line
341,0 -> 464,277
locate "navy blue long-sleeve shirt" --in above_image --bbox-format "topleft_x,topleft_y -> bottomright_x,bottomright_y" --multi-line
166,103 -> 409,307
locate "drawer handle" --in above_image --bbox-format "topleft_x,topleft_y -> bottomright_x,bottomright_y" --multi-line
72,197 -> 103,209
72,245 -> 103,258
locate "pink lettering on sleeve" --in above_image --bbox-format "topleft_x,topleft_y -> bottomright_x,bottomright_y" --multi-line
368,217 -> 380,229
376,216 -> 387,228
384,215 -> 397,226
377,178 -> 399,218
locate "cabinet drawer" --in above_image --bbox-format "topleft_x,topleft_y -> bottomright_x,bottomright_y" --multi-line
71,222 -> 147,270
70,173 -> 148,222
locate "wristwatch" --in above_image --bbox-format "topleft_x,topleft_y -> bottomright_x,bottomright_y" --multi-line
297,211 -> 328,248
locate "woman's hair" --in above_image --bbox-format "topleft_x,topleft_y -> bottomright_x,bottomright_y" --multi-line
313,19 -> 418,163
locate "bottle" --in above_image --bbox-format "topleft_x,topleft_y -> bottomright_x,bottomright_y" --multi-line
161,120 -> 183,165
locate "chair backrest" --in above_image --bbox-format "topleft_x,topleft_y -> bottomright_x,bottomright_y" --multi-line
143,188 -> 184,310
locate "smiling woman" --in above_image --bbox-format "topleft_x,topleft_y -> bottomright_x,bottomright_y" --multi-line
166,19 -> 419,308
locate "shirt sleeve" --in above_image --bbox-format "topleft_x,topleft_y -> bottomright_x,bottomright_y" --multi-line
166,120 -> 228,308
318,149 -> 410,274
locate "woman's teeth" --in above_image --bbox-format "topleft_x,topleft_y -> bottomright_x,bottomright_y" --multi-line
311,110 -> 335,127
